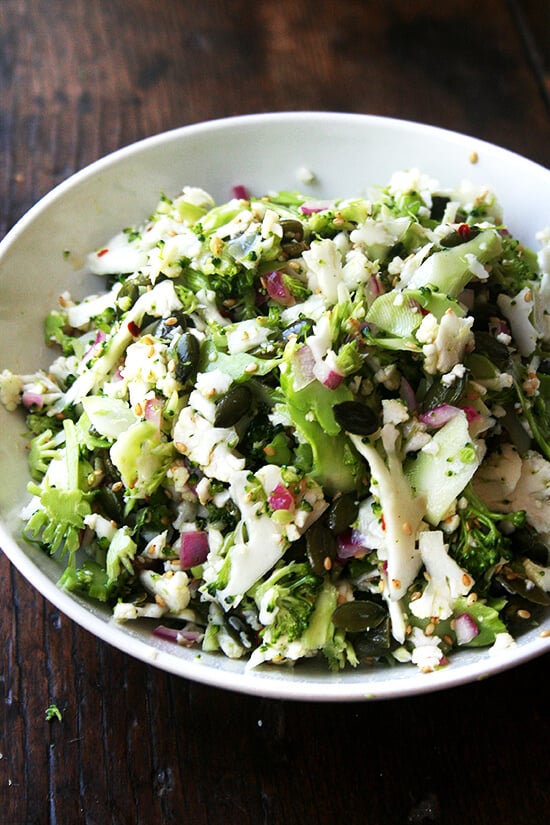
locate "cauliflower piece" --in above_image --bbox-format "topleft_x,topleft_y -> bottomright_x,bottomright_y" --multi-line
350,423 -> 426,600
409,530 -> 474,620
140,569 -> 191,613
498,285 -> 538,356
472,444 -> 523,502
0,369 -> 23,411
302,238 -> 344,304
474,447 -> 550,544
408,626 -> 445,672
173,406 -> 245,483
226,318 -> 272,354
416,310 -> 474,375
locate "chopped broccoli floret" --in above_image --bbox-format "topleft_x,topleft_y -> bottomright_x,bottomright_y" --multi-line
252,561 -> 322,644
449,483 -> 526,584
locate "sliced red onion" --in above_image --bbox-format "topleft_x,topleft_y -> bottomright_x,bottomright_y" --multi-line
299,200 -> 332,215
312,357 -> 344,389
82,329 -> 107,362
152,625 -> 202,646
323,369 -> 344,389
400,376 -> 417,413
291,345 -> 316,390
461,405 -> 481,424
264,271 -> 295,306
336,529 -> 370,560
268,483 -> 295,511
454,612 -> 479,645
368,274 -> 382,298
144,396 -> 163,430
22,390 -> 44,409
231,185 -> 250,200
180,530 -> 209,569
419,404 -> 462,429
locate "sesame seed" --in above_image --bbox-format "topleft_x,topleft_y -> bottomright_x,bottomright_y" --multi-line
466,592 -> 478,605
402,521 -> 412,536
410,590 -> 422,602
425,622 -> 435,636
244,363 -> 258,374
517,609 -> 531,620
443,635 -> 453,646
165,316 -> 178,326
469,151 -> 479,164
112,481 -> 123,492
463,573 -> 473,588
391,578 -> 401,590
155,595 -> 167,608
135,402 -> 143,417
539,629 -> 550,638
323,557 -> 332,571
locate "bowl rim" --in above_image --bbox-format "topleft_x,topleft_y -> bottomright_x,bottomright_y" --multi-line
1,111 -> 549,701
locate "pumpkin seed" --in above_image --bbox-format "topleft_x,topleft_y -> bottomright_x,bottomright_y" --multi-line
214,384 -> 253,427
175,332 -> 200,384
332,600 -> 387,633
325,494 -> 359,535
333,401 -> 379,435
305,521 -> 337,576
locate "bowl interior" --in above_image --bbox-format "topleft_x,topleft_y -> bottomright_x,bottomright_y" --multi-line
1,112 -> 549,700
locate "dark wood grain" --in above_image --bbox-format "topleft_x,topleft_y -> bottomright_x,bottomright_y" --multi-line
1,1 -> 549,823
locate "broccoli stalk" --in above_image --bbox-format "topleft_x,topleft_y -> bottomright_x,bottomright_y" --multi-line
449,483 -> 526,583
25,419 -> 92,559
406,228 -> 503,295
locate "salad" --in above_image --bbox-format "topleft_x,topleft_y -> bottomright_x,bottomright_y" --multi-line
2,169 -> 550,674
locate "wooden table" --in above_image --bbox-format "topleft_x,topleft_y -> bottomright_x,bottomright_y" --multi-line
1,2 -> 549,823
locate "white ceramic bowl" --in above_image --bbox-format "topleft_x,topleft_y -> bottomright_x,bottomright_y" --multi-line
1,112 -> 549,701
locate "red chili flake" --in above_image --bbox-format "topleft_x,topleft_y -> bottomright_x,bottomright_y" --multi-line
97,248 -> 109,257
457,223 -> 471,240
127,321 -> 141,337
380,513 -> 386,531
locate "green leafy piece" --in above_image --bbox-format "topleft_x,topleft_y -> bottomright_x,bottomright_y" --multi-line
45,704 -> 63,722
25,420 -> 92,557
28,429 -> 63,480
44,310 -> 75,355
279,349 -> 362,494
106,527 -> 137,584
59,560 -> 117,603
